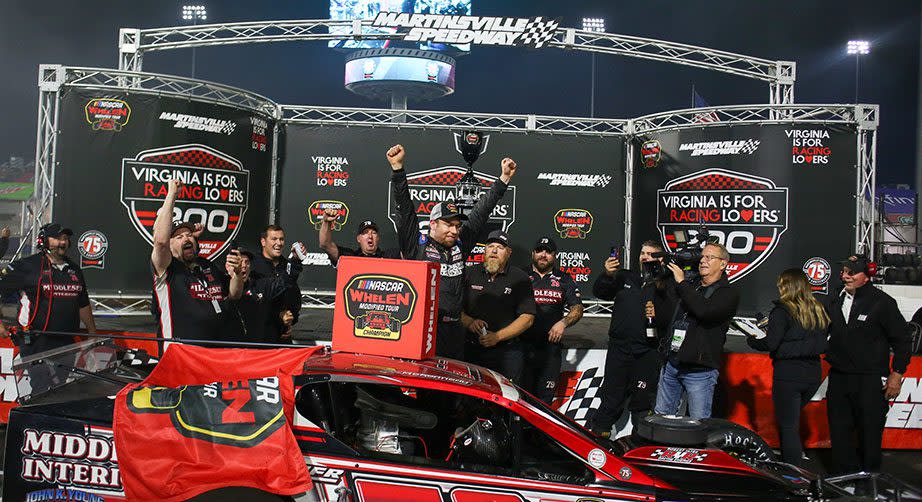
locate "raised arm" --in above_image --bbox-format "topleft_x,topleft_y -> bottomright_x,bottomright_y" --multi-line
388,144 -> 421,257
318,209 -> 341,264
459,158 -> 515,253
151,179 -> 181,276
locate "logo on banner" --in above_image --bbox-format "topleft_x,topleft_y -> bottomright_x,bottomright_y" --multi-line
641,140 -> 662,168
250,116 -> 268,152
372,12 -> 560,48
388,167 -> 516,233
308,200 -> 349,231
558,251 -> 592,282
466,242 -> 486,267
679,139 -> 760,156
554,209 -> 594,239
343,274 -> 418,341
159,112 -> 237,135
120,144 -> 250,260
77,230 -> 108,269
803,257 -> 831,294
536,172 -> 612,187
657,168 -> 789,282
301,252 -> 333,267
787,129 -> 831,165
313,156 -> 350,188
84,98 -> 130,131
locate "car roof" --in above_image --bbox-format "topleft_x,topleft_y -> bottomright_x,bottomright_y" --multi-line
303,349 -> 519,401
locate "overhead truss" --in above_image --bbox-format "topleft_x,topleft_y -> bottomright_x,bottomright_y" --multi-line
118,20 -> 795,104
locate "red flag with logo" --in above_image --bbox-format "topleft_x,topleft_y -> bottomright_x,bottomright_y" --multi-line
113,345 -> 321,501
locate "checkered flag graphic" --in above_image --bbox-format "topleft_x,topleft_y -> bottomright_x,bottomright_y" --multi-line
738,139 -> 760,154
220,122 -> 237,135
519,17 -> 559,48
594,175 -> 613,187
562,367 -> 605,423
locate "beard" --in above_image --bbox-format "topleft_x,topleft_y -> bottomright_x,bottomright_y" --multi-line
484,255 -> 505,274
533,259 -> 553,273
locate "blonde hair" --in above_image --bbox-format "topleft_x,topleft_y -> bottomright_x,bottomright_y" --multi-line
777,269 -> 830,331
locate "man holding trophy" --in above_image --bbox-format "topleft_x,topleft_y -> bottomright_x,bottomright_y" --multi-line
387,135 -> 518,360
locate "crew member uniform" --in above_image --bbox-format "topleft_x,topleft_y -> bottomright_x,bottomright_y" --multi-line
825,268 -> 911,473
521,269 -> 582,404
224,250 -> 302,344
589,269 -> 666,433
332,220 -> 401,265
250,254 -> 303,343
152,256 -> 235,344
463,263 -> 536,382
392,167 -> 509,360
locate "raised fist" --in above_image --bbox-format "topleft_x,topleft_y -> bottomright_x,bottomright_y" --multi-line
322,208 -> 338,223
386,144 -> 405,171
167,179 -> 183,199
192,223 -> 205,238
500,157 -> 517,182
289,241 -> 308,261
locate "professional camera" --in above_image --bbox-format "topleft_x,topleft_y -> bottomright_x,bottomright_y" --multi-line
642,225 -> 717,282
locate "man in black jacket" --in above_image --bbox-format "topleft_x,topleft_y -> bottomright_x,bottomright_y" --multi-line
387,144 -> 517,360
825,255 -> 911,474
250,225 -> 304,343
588,240 -> 667,436
223,249 -> 302,344
654,242 -> 739,419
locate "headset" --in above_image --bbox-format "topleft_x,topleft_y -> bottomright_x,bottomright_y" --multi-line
36,224 -> 71,252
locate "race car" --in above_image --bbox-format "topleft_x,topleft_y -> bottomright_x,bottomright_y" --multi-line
0,338 -> 883,501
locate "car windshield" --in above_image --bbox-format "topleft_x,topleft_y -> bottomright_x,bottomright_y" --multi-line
517,390 -> 607,449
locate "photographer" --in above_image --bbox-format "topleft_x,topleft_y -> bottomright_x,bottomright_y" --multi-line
588,240 -> 668,437
654,242 -> 739,419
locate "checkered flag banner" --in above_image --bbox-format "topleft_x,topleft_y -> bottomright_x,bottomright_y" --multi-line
738,139 -> 760,154
519,17 -> 560,48
561,367 -> 604,423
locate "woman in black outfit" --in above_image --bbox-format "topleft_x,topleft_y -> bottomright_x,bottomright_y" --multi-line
747,269 -> 829,466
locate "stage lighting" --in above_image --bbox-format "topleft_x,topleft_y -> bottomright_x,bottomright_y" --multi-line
847,40 -> 870,55
582,17 -> 606,33
182,5 -> 208,22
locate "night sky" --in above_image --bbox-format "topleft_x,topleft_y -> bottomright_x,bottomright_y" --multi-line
2,0 -> 919,185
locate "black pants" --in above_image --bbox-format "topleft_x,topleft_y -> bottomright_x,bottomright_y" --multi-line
589,343 -> 661,432
520,339 -> 562,404
773,378 -> 820,467
826,370 -> 888,473
436,321 -> 465,361
468,339 -> 524,383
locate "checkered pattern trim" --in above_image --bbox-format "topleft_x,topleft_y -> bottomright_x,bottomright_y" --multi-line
141,149 -> 238,170
120,348 -> 158,366
562,367 -> 604,422
737,139 -> 760,154
520,17 -> 559,48
671,173 -> 769,191
409,171 -> 494,187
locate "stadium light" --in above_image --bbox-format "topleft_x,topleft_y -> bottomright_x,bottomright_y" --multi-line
581,18 -> 606,117
582,18 -> 605,33
846,40 -> 870,55
181,6 -> 208,78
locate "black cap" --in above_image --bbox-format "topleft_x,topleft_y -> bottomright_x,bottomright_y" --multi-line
237,247 -> 256,260
41,223 -> 73,238
429,202 -> 468,221
485,229 -> 510,247
357,220 -> 379,235
840,255 -> 870,275
170,220 -> 196,236
534,236 -> 557,253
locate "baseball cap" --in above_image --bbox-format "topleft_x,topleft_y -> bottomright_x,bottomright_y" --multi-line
171,220 -> 196,236
357,220 -> 379,235
485,229 -> 510,247
534,236 -> 557,253
840,255 -> 870,275
41,223 -> 73,238
429,202 -> 468,221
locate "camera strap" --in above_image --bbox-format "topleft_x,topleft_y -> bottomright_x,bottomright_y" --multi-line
669,282 -> 719,352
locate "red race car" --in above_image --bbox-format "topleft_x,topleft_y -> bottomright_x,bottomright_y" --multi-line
1,340 -> 874,501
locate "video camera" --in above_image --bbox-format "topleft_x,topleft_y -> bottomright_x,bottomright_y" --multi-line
643,225 -> 718,283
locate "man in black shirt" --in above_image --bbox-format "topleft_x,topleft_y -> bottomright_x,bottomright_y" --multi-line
0,223 -> 96,356
250,225 -> 304,343
521,237 -> 583,404
318,211 -> 401,265
825,255 -> 911,474
588,240 -> 667,436
461,230 -> 536,382
151,179 -> 244,345
223,248 -> 300,344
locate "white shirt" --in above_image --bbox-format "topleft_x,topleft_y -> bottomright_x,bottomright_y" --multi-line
841,289 -> 854,323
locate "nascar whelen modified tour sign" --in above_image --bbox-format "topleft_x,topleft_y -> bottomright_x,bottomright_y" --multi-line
634,124 -> 857,313
279,125 -> 624,292
53,89 -> 275,293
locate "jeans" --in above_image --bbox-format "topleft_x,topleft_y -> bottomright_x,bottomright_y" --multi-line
654,360 -> 718,419
468,339 -> 524,383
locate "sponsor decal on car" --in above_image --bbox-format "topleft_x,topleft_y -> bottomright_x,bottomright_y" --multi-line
84,98 -> 130,132
587,448 -> 606,468
657,168 -> 789,282
120,144 -> 249,260
20,427 -> 122,493
77,230 -> 108,270
650,447 -> 709,463
343,274 -> 418,341
25,488 -> 105,502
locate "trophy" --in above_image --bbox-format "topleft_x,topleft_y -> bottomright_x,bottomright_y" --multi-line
453,131 -> 489,213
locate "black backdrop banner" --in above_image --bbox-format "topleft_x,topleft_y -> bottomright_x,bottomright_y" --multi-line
279,126 -> 625,294
633,124 -> 857,314
54,88 -> 275,293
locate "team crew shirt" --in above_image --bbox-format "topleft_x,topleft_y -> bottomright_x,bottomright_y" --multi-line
0,253 -> 89,354
152,257 -> 232,342
523,270 -> 582,342
463,264 -> 537,335
250,255 -> 304,342
335,246 -> 402,263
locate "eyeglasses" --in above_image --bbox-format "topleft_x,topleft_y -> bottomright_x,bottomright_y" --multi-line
700,254 -> 724,262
